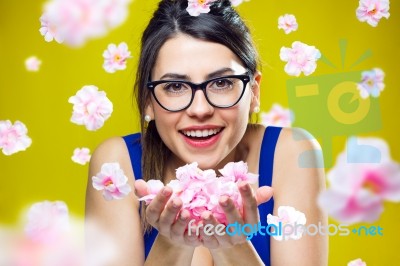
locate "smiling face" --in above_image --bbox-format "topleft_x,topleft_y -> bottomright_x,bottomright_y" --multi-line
146,33 -> 260,170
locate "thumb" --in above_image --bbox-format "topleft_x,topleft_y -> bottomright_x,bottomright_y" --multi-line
134,179 -> 149,198
255,186 -> 273,206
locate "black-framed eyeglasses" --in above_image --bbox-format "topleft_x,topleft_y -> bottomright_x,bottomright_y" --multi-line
147,74 -> 251,112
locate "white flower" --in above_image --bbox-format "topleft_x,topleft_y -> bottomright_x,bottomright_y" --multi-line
278,14 -> 298,34
25,56 -> 42,72
68,85 -> 113,131
267,206 -> 306,241
71,147 -> 91,165
102,42 -> 131,73
0,120 -> 32,155
280,41 -> 321,76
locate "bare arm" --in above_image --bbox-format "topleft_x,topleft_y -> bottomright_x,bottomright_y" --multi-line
85,137 -> 145,266
271,127 -> 328,266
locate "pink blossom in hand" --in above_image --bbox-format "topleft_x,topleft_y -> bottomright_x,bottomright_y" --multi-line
71,147 -> 91,165
278,14 -> 298,34
68,85 -> 113,131
24,201 -> 70,244
139,161 -> 257,225
356,0 -> 390,27
0,120 -> 32,156
280,41 -> 321,76
267,206 -> 306,241
139,180 -> 165,204
348,258 -> 367,266
92,162 -> 132,200
357,68 -> 385,99
39,0 -> 132,47
318,137 -> 400,224
103,42 -> 131,73
230,0 -> 250,7
186,0 -> 216,17
260,103 -> 294,127
25,56 -> 42,72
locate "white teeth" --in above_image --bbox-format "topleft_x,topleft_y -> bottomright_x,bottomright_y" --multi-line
182,128 -> 222,138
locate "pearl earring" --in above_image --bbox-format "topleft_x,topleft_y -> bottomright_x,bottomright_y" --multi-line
253,106 -> 260,114
144,115 -> 151,122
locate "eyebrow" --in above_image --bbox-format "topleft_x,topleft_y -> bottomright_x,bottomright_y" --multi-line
158,67 -> 236,81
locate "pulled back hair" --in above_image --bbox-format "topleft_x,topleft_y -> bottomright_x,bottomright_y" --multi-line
134,0 -> 259,233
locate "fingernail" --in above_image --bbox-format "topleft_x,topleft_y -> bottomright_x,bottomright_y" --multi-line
242,183 -> 249,191
162,187 -> 171,196
220,196 -> 229,207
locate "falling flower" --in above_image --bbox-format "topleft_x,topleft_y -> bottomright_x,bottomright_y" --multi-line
71,147 -> 91,165
92,162 -> 132,200
230,0 -> 250,7
39,0 -> 132,47
280,41 -> 321,76
68,85 -> 113,131
356,0 -> 390,27
318,137 -> 400,224
139,161 -> 257,225
25,56 -> 42,72
261,104 -> 294,127
357,68 -> 385,99
278,14 -> 298,34
186,0 -> 215,16
348,258 -> 367,266
267,206 -> 306,241
0,120 -> 32,156
103,42 -> 131,73
24,201 -> 70,244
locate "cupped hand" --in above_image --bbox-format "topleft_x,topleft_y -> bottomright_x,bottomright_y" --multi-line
199,182 -> 273,249
134,180 -> 202,248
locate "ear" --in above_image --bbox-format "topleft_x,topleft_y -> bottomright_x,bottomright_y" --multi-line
250,70 -> 261,112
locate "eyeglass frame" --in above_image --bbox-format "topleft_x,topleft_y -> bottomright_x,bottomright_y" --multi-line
146,73 -> 251,112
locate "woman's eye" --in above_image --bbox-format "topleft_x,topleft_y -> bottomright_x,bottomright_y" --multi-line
165,83 -> 184,92
212,79 -> 233,89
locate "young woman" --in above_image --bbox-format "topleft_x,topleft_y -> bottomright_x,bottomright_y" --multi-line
85,0 -> 328,265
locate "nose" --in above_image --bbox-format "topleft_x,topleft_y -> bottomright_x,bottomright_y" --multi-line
185,89 -> 214,119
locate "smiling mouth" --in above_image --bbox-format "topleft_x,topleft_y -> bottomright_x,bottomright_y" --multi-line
180,128 -> 223,140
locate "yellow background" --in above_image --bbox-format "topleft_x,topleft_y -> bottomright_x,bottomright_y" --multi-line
1,0 -> 399,264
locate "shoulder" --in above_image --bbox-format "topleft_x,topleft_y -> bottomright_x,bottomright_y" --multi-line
271,126 -> 326,219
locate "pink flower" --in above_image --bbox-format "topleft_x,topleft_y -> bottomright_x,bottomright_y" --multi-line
229,0 -> 250,7
139,180 -> 165,204
68,85 -> 113,131
186,0 -> 215,17
139,161 -> 257,225
278,14 -> 298,34
260,103 -> 294,127
280,41 -> 321,76
267,206 -> 306,241
0,120 -> 32,156
71,147 -> 91,165
357,68 -> 385,99
356,0 -> 390,27
92,162 -> 132,200
25,56 -> 42,72
103,42 -> 131,73
318,137 -> 400,224
24,201 -> 70,244
39,0 -> 132,47
219,161 -> 258,183
348,258 -> 367,266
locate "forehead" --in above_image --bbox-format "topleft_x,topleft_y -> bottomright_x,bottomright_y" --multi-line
152,34 -> 246,81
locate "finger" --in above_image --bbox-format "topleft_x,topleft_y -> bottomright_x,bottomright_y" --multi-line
158,197 -> 182,234
255,186 -> 273,206
201,212 -> 231,247
184,222 -> 202,247
238,181 -> 259,225
219,195 -> 244,225
170,209 -> 191,239
199,212 -> 220,249
134,179 -> 149,198
146,186 -> 172,225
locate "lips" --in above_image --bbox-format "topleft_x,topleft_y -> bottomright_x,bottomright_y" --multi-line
179,126 -> 224,148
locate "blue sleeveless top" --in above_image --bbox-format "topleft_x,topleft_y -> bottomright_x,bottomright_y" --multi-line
123,126 -> 282,265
